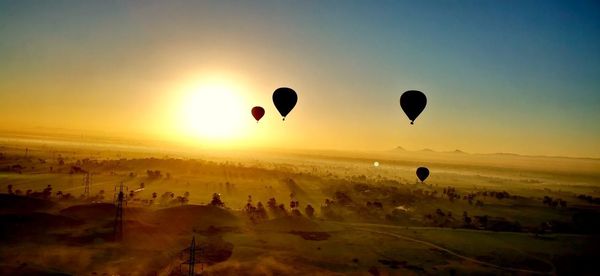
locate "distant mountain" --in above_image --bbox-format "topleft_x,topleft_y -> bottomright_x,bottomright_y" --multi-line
385,146 -> 598,160
392,146 -> 406,151
492,152 -> 521,156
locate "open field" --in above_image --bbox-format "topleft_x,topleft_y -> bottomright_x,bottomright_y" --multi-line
1,135 -> 599,275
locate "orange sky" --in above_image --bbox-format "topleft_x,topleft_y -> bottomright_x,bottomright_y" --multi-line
0,1 -> 599,157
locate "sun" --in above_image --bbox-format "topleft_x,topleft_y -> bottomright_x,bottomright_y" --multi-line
177,79 -> 247,142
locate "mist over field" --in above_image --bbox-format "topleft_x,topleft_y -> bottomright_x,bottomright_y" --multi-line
0,133 -> 598,275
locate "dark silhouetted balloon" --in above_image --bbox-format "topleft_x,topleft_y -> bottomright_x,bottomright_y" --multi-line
251,106 -> 265,122
272,87 -> 297,121
400,90 -> 427,125
416,167 -> 429,182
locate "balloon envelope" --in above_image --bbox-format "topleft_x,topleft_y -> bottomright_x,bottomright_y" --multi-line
400,90 -> 427,124
251,106 -> 265,122
416,167 -> 429,182
272,87 -> 297,120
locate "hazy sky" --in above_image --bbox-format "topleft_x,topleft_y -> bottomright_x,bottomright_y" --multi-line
0,0 -> 599,157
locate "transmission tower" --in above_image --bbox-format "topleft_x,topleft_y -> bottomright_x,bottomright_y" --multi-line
113,182 -> 124,241
113,183 -> 128,204
181,236 -> 206,276
83,173 -> 91,198
188,236 -> 196,276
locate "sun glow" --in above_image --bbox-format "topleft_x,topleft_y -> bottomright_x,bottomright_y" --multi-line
177,79 -> 248,143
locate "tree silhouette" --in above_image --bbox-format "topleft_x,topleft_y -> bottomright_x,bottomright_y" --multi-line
305,204 -> 315,218
256,202 -> 268,220
42,185 -> 52,199
177,196 -> 189,206
210,193 -> 225,207
278,203 -> 288,216
267,197 -> 277,209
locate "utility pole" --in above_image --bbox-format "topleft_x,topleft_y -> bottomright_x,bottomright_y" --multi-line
113,182 -> 124,241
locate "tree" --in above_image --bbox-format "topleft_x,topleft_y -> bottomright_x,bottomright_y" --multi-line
305,204 -> 315,218
290,199 -> 302,216
463,211 -> 471,225
267,197 -> 287,217
177,196 -> 188,206
244,195 -> 254,211
435,208 -> 445,217
244,195 -> 258,222
256,202 -> 268,220
146,170 -> 162,179
210,193 -> 225,207
543,196 -> 552,205
334,191 -> 352,206
278,203 -> 288,216
476,215 -> 489,228
559,200 -> 567,208
267,198 -> 277,209
42,185 -> 52,199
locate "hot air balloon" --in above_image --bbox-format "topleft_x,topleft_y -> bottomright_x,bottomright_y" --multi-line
416,167 -> 429,183
400,90 -> 427,125
272,87 -> 297,121
251,106 -> 265,122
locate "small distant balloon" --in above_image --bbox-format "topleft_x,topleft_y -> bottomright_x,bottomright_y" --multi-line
400,90 -> 427,125
272,87 -> 298,121
416,167 -> 429,182
251,106 -> 265,122
373,161 -> 380,167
